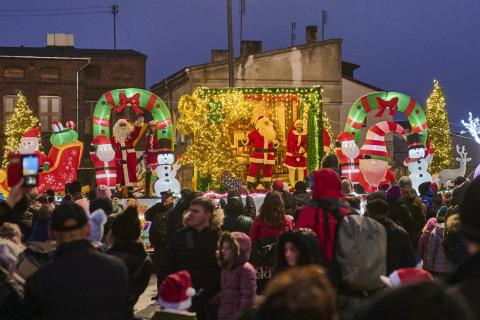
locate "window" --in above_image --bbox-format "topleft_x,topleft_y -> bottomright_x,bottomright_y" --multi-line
85,65 -> 101,79
3,95 -> 17,125
40,67 -> 60,80
111,65 -> 133,80
4,66 -> 25,79
38,96 -> 62,131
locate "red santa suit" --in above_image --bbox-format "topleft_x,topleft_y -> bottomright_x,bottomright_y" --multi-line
112,121 -> 142,187
90,136 -> 117,188
144,131 -> 159,170
284,127 -> 307,170
246,129 -> 276,184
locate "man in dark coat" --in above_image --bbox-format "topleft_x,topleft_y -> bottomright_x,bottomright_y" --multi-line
272,179 -> 297,217
366,198 -> 416,274
161,197 -> 221,320
24,203 -> 129,320
447,177 -> 480,318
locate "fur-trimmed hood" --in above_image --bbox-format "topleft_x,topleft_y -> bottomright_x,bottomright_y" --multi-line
217,232 -> 251,269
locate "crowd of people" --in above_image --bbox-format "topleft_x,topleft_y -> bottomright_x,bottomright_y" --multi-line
0,162 -> 480,320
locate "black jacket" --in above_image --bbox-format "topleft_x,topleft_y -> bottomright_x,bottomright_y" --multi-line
447,253 -> 480,318
145,201 -> 175,250
24,239 -> 128,320
388,199 -> 418,248
223,214 -> 253,234
161,227 -> 221,306
108,241 -> 154,319
280,190 -> 297,217
377,218 -> 416,274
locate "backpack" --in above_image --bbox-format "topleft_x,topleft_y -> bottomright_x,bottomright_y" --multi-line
250,237 -> 278,294
335,215 -> 387,292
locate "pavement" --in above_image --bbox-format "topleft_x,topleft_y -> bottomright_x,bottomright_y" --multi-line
134,275 -> 159,319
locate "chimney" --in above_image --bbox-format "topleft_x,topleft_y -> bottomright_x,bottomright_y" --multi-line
305,25 -> 318,45
240,40 -> 262,57
211,49 -> 229,63
47,33 -> 74,47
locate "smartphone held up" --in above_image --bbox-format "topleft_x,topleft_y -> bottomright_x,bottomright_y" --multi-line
7,153 -> 40,188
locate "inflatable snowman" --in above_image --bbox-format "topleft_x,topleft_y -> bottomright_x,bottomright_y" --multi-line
404,133 -> 433,193
154,152 -> 181,196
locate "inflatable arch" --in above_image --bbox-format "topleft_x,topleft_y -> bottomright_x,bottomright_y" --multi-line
344,92 -> 429,144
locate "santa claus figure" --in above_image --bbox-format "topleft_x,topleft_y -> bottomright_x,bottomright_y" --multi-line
90,135 -> 117,188
284,119 -> 307,187
335,132 -> 361,185
19,126 -> 51,171
243,116 -> 279,189
144,120 -> 160,196
111,117 -> 144,187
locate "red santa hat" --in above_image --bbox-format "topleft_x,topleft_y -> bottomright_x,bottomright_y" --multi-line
336,131 -> 355,142
360,121 -> 405,162
158,270 -> 196,311
91,135 -> 111,146
380,268 -> 433,288
23,126 -> 41,139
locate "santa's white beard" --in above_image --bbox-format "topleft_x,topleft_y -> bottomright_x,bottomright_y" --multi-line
97,149 -> 115,163
113,124 -> 133,143
258,124 -> 276,142
19,139 -> 39,154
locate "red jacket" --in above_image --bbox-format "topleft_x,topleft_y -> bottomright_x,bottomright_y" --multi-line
284,128 -> 307,169
249,216 -> 292,243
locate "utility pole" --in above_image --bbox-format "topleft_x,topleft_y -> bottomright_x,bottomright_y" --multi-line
240,0 -> 246,43
321,10 -> 328,41
291,22 -> 296,46
227,0 -> 234,87
112,4 -> 119,49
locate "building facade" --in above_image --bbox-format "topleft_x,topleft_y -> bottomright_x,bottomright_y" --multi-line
151,26 -> 388,187
0,36 -> 146,163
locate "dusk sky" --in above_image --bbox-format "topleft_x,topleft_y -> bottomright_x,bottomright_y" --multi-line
1,0 -> 479,129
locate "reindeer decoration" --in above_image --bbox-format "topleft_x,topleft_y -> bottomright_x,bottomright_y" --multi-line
438,145 -> 471,187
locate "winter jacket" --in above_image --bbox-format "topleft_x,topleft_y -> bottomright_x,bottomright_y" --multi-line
293,192 -> 311,212
223,214 -> 253,235
279,190 -> 297,217
376,218 -> 416,274
249,216 -> 292,243
29,219 -> 49,242
387,199 -> 418,248
423,223 -> 454,274
403,195 -> 426,249
447,252 -> 480,318
217,233 -> 256,320
24,239 -> 128,320
107,240 -> 154,319
0,197 -> 33,240
161,227 -> 221,311
145,201 -> 175,250
0,266 -> 25,320
418,218 -> 437,267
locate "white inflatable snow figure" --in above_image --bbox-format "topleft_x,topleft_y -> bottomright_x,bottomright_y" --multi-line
404,133 -> 433,194
154,153 -> 181,196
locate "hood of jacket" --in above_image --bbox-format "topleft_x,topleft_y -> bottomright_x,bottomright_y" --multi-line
217,231 -> 251,268
277,228 -> 321,266
310,169 -> 343,200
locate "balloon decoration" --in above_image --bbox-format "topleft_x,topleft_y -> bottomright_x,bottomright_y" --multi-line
90,88 -> 174,188
338,92 -> 430,192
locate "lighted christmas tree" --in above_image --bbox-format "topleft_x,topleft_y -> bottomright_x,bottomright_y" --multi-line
2,91 -> 40,167
425,79 -> 453,174
323,111 -> 334,151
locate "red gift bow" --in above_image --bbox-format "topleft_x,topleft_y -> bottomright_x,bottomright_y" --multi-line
375,97 -> 399,117
115,92 -> 143,115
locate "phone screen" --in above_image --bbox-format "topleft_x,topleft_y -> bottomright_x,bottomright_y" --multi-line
22,155 -> 39,187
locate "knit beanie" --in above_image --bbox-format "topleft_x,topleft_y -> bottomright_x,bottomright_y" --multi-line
460,177 -> 480,244
111,206 -> 141,241
67,180 -> 82,194
436,206 -> 448,223
386,185 -> 402,201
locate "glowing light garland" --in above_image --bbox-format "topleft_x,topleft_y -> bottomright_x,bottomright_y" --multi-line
461,112 -> 480,145
425,79 -> 453,174
177,87 -> 323,188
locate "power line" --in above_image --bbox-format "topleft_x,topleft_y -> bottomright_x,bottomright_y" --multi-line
0,11 -> 110,18
1,6 -> 110,12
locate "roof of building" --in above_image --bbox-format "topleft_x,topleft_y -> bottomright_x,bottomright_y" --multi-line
0,46 -> 146,58
151,39 -> 380,91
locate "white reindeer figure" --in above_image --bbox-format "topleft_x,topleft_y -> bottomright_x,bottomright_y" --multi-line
438,145 -> 471,187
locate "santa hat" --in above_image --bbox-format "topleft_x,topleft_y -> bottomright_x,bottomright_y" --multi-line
158,270 -> 196,311
23,126 -> 41,139
406,133 -> 425,150
92,135 -> 111,146
380,268 -> 433,288
360,121 -> 405,162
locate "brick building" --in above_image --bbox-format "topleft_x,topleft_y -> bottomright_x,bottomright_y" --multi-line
0,34 -> 146,162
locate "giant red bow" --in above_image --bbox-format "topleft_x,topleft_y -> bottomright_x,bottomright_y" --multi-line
375,97 -> 399,117
115,92 -> 142,115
